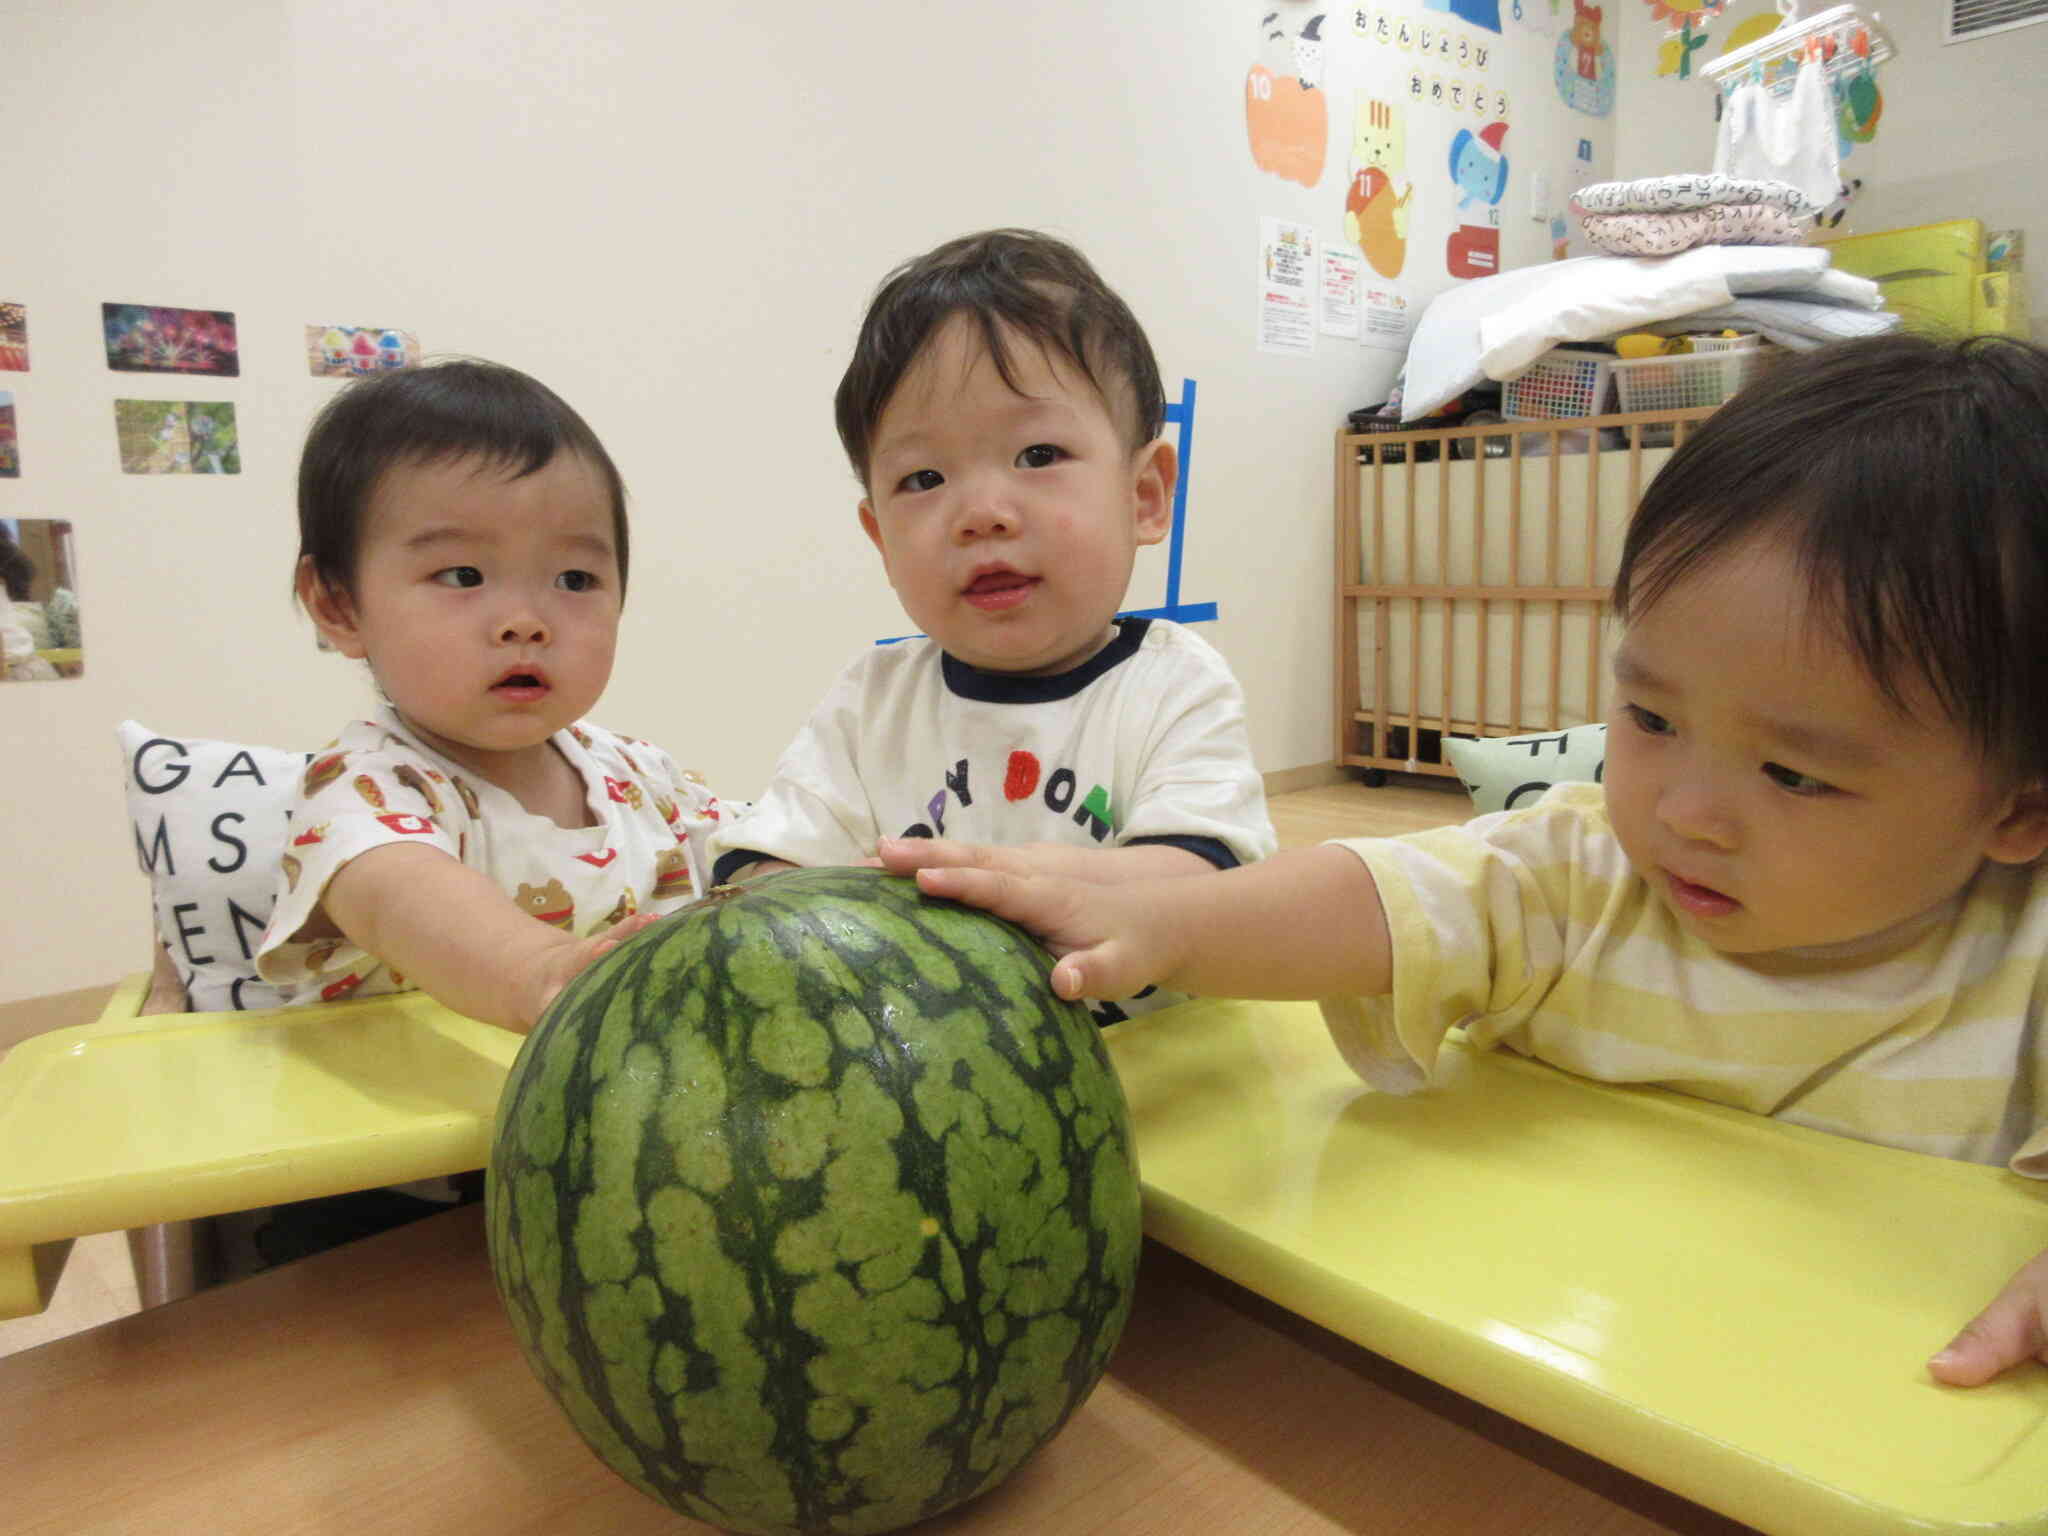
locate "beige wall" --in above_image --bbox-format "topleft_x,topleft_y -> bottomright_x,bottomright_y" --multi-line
4,1 -> 1611,1002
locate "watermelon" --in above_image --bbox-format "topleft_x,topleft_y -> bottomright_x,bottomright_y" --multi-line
486,866 -> 1143,1535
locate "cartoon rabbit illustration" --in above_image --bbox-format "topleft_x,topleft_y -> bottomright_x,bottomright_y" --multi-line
1345,97 -> 1413,278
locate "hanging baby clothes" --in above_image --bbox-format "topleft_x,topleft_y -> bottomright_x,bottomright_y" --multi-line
1713,58 -> 1839,213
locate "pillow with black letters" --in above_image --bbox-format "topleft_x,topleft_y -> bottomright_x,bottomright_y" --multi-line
118,720 -> 309,1012
1443,723 -> 1607,815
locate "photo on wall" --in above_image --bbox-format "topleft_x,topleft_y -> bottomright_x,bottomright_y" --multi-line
114,399 -> 240,475
2,518 -> 82,682
102,303 -> 240,377
0,392 -> 16,478
0,303 -> 26,371
306,325 -> 421,377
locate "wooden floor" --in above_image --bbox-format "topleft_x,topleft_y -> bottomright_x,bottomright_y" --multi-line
0,771 -> 1470,1362
1266,773 -> 1470,849
0,1236 -> 139,1361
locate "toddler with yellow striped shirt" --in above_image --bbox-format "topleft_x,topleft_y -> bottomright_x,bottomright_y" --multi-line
883,333 -> 2048,1389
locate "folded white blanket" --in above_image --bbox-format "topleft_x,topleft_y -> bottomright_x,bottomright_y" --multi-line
1645,296 -> 1900,349
1400,247 -> 1885,419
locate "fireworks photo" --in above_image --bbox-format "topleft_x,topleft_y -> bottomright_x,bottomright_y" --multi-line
102,303 -> 240,377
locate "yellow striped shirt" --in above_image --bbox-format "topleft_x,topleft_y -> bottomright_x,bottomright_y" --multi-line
1321,784 -> 2048,1175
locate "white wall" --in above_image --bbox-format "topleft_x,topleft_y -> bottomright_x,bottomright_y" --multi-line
1614,4 -> 2048,323
5,0 -> 1605,1003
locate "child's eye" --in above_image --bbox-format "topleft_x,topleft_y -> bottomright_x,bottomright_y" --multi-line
896,469 -> 944,493
556,570 -> 599,593
1016,443 -> 1067,469
1763,762 -> 1833,796
432,566 -> 483,589
1622,703 -> 1673,737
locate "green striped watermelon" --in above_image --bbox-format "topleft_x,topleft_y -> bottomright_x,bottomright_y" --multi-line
486,867 -> 1142,1535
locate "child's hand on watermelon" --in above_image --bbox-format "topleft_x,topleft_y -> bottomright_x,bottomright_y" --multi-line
912,844 -> 1398,1005
875,836 -> 1216,884
527,910 -> 662,1025
905,862 -> 1176,1002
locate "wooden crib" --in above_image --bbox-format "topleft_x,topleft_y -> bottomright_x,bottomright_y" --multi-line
1333,406 -> 1719,782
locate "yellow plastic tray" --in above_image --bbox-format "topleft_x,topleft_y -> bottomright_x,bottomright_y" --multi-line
1106,999 -> 2048,1536
4,986 -> 2046,1532
0,979 -> 517,1314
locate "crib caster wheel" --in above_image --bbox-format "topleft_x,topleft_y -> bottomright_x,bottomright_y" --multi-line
1361,769 -> 1388,788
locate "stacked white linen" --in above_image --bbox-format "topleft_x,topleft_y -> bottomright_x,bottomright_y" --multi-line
1397,242 -> 1894,420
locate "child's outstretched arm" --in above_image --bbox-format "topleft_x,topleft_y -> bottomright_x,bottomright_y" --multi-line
908,843 -> 1393,1003
321,842 -> 651,1033
1929,1246 -> 2048,1387
875,836 -> 1217,885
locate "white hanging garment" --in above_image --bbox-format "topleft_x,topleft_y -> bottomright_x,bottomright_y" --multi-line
1712,60 -> 1839,213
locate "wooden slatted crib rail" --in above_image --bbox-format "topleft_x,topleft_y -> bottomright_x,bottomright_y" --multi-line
1334,406 -> 1719,783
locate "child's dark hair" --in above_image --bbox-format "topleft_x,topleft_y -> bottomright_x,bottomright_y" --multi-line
1614,332 -> 2048,785
297,358 -> 629,598
833,229 -> 1165,483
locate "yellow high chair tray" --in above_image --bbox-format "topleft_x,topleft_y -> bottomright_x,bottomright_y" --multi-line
1102,999 -> 2048,1536
0,977 -> 520,1316
2,987 -> 2045,1535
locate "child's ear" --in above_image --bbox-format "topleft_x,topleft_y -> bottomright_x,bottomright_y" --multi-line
857,499 -> 888,566
295,556 -> 368,660
1130,436 -> 1178,548
1984,783 -> 2048,866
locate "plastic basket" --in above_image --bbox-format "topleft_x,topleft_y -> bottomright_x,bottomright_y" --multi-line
1685,331 -> 1761,355
1612,343 -> 1774,414
1501,348 -> 1614,420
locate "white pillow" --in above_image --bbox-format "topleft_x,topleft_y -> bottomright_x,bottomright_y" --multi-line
1443,724 -> 1608,815
119,721 -> 308,1012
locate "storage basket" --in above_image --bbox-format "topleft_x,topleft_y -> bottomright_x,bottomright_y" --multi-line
1685,331 -> 1761,355
1501,348 -> 1614,420
1612,342 -> 1774,414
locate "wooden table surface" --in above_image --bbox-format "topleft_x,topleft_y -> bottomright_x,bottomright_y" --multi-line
0,1199 -> 1751,1536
